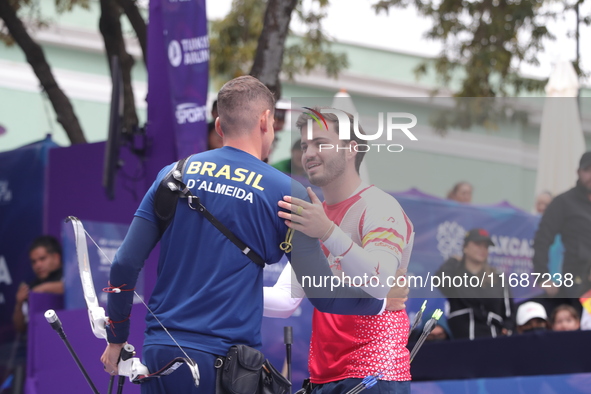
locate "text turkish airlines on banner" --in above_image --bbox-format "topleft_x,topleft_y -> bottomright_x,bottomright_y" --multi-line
162,0 -> 209,158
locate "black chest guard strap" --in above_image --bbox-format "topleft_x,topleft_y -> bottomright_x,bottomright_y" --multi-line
154,156 -> 265,267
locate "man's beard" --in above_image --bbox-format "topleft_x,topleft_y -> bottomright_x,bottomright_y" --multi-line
307,155 -> 347,187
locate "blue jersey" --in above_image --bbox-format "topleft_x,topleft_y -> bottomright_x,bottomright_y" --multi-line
137,147 -> 295,354
108,146 -> 384,356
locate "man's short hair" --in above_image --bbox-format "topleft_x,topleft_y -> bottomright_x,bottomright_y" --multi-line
29,235 -> 62,258
295,107 -> 366,173
217,76 -> 275,135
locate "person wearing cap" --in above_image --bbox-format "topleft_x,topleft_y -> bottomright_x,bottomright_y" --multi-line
516,301 -> 548,334
533,151 -> 591,308
435,228 -> 515,340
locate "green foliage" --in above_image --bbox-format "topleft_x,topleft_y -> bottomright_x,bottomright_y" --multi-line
209,0 -> 348,87
209,0 -> 266,80
283,1 -> 348,79
374,0 -> 559,97
1,0 -> 90,45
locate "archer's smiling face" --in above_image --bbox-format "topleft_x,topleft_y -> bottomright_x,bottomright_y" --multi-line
300,121 -> 351,187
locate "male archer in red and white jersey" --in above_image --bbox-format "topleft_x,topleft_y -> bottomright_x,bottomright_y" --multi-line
265,108 -> 414,394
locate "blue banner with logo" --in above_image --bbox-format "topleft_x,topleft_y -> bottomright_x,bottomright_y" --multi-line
392,188 -> 542,301
61,220 -> 144,310
158,0 -> 209,158
0,137 -> 57,352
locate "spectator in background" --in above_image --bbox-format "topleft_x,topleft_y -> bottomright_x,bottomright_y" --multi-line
435,229 -> 514,339
208,127 -> 223,150
447,181 -> 473,203
265,102 -> 289,163
534,191 -> 553,215
207,100 -> 223,150
426,324 -> 450,342
207,99 -> 218,134
550,304 -> 580,332
13,236 -> 64,333
272,139 -> 305,176
273,107 -> 286,133
407,318 -> 450,356
516,301 -> 548,334
533,152 -> 591,310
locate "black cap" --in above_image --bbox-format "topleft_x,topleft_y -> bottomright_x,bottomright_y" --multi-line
464,228 -> 494,247
579,152 -> 591,170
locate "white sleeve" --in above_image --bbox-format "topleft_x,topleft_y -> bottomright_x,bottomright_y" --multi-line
263,262 -> 305,318
322,200 -> 413,299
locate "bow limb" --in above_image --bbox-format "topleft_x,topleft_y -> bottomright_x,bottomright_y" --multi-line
65,216 -> 199,386
67,216 -> 108,340
66,216 -> 150,382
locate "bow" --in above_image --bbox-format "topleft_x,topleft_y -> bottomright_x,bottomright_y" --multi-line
65,216 -> 200,387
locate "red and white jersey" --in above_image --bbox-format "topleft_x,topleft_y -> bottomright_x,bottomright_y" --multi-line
309,185 -> 413,383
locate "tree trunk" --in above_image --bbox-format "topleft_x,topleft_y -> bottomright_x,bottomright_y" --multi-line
0,0 -> 87,144
249,0 -> 298,100
99,0 -> 138,135
116,0 -> 147,66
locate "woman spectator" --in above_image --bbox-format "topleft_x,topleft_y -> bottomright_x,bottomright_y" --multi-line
550,304 -> 580,332
447,181 -> 473,203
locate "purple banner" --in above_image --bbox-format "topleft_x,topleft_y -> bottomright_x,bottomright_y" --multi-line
0,137 -> 57,374
150,0 -> 209,159
26,298 -> 145,394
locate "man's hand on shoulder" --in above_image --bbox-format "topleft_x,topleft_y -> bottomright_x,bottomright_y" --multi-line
278,187 -> 334,241
16,283 -> 29,304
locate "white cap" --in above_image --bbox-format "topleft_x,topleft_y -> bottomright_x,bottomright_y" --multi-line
516,302 -> 547,326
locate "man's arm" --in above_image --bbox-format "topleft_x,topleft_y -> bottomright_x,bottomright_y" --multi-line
533,198 -> 565,275
281,188 -> 410,298
13,283 -> 29,333
31,281 -> 64,295
320,226 -> 401,298
102,216 -> 159,375
264,263 -> 410,317
263,263 -> 304,318
286,227 -> 385,315
107,216 -> 159,342
280,183 -> 385,315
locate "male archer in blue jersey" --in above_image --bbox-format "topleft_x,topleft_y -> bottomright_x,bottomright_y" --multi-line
100,76 -> 387,393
